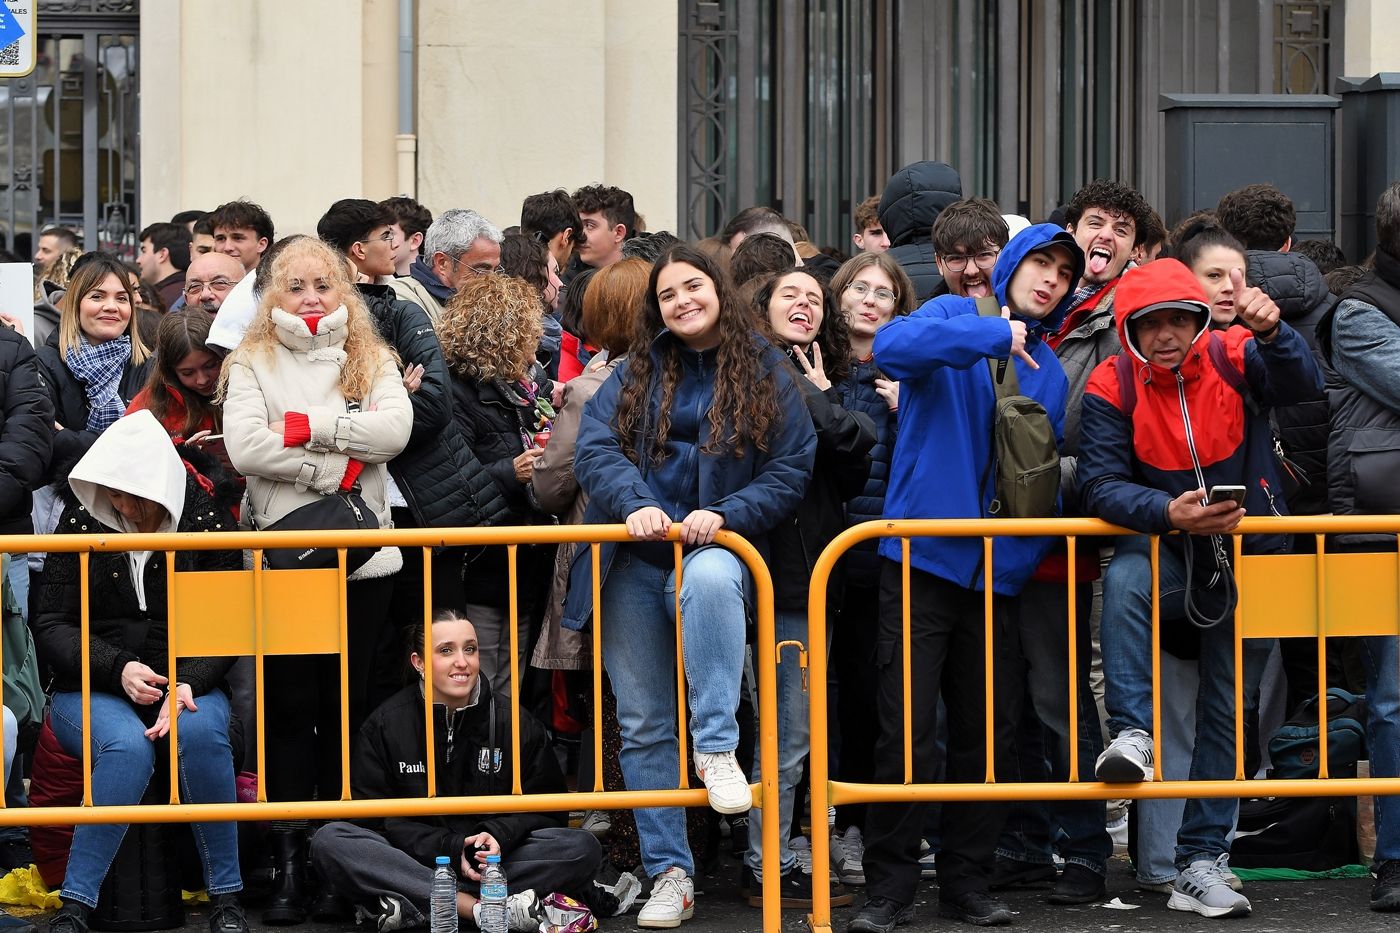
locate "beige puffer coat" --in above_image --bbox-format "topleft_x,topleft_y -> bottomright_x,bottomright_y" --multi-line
223,305 -> 413,580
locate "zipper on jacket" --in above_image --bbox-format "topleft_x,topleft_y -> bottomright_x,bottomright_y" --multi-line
1175,370 -> 1231,574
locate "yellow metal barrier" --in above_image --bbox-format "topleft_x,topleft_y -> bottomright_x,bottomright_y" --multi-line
805,516 -> 1400,933
0,525 -> 786,933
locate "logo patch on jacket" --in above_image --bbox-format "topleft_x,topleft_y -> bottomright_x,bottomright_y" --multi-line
478,747 -> 503,774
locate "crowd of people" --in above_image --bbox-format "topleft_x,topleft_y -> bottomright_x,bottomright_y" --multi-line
0,165 -> 1396,933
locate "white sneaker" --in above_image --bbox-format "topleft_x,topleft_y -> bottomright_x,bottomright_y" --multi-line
1095,729 -> 1155,782
693,750 -> 752,814
790,835 -> 839,884
637,868 -> 695,929
1167,858 -> 1251,918
475,890 -> 546,933
837,825 -> 865,886
581,810 -> 612,838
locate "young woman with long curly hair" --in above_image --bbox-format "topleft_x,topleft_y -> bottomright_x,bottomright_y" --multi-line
560,244 -> 816,928
220,237 -> 412,925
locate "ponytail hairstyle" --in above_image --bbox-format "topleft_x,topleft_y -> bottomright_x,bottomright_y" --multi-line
614,243 -> 782,467
753,265 -> 853,385
1174,216 -> 1247,271
141,311 -> 222,438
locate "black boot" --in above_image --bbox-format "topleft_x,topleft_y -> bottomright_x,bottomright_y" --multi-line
261,830 -> 307,926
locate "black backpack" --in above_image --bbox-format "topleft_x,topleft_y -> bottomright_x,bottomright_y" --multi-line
975,297 -> 1059,518
1268,688 -> 1367,779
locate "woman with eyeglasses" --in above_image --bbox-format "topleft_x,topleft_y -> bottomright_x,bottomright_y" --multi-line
825,252 -> 916,882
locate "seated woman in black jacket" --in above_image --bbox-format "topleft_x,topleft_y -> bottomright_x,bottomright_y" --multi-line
34,410 -> 245,933
310,609 -> 622,932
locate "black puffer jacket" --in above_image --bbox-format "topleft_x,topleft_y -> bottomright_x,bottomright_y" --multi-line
0,327 -> 54,534
34,479 -> 241,703
359,284 -> 508,529
1245,250 -> 1333,514
447,364 -> 556,607
768,364 -> 876,609
877,161 -> 963,304
834,357 -> 897,580
36,337 -> 151,478
349,680 -> 566,876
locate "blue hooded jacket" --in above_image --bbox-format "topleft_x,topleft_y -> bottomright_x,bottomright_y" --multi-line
872,223 -> 1084,595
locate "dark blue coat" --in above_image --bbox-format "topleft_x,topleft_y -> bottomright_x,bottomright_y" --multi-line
561,332 -> 816,631
835,357 -> 897,581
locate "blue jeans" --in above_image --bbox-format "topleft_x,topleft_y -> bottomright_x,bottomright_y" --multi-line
49,689 -> 242,907
600,546 -> 748,878
997,581 -> 1110,874
1361,635 -> 1400,861
746,608 -> 824,875
1100,536 -> 1272,870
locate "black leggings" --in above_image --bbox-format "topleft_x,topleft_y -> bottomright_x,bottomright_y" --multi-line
264,575 -> 395,802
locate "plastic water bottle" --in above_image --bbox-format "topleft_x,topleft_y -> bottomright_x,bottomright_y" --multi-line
477,854 -> 509,933
430,856 -> 457,933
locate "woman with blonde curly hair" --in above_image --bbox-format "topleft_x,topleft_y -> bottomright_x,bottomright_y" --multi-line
438,273 -> 557,708
220,237 -> 412,925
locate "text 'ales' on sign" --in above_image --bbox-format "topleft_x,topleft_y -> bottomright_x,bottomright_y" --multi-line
0,2 -> 34,79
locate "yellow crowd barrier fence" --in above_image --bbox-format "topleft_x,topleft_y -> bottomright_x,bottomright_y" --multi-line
0,525 -> 787,933
805,516 -> 1400,933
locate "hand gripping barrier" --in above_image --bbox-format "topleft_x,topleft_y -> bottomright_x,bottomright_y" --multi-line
803,516 -> 1400,933
0,524 -> 788,933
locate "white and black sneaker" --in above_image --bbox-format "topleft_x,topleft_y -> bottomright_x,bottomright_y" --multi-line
1095,729 -> 1154,782
1167,857 -> 1251,918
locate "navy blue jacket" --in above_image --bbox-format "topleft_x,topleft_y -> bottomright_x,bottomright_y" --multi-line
561,333 -> 816,630
835,357 -> 897,581
873,224 -> 1081,595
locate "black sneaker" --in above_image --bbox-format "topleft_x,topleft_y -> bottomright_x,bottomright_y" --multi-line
988,856 -> 1058,890
1373,859 -> 1400,912
208,895 -> 250,933
729,816 -> 750,857
847,896 -> 913,933
1048,864 -> 1106,905
46,903 -> 89,933
938,891 -> 1013,926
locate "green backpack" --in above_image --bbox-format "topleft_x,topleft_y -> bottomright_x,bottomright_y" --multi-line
2,554 -> 45,729
975,297 -> 1060,518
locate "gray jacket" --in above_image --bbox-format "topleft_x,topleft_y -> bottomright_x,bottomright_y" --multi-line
1053,288 -> 1122,458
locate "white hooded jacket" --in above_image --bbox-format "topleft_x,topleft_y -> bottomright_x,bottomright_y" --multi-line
68,409 -> 187,611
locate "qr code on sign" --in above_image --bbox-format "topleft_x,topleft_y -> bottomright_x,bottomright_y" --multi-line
0,43 -> 18,67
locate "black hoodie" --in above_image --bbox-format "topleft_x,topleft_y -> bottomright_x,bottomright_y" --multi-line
1244,249 -> 1333,514
876,161 -> 963,304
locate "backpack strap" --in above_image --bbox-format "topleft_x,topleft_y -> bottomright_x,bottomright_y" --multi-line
975,296 -> 1020,396
1206,331 -> 1261,416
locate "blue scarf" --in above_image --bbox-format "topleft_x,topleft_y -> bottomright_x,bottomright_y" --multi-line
409,257 -> 454,304
65,335 -> 132,433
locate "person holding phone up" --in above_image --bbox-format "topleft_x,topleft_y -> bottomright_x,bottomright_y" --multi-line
1077,259 -> 1323,919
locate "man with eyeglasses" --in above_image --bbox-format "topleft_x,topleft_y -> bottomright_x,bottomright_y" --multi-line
180,252 -> 246,315
389,208 -> 504,326
932,199 -> 1010,300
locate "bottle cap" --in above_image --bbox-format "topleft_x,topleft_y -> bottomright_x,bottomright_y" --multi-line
436,855 -> 451,865
486,854 -> 501,864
